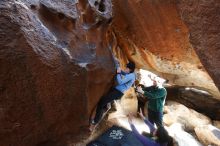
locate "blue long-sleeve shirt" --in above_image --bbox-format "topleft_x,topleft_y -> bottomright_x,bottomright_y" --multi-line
129,118 -> 167,146
115,72 -> 135,93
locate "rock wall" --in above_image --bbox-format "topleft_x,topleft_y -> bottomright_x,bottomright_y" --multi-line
177,0 -> 220,92
166,86 -> 220,120
0,0 -> 113,146
0,0 -> 220,145
111,0 -> 220,98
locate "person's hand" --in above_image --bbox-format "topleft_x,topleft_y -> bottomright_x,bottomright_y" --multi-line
138,108 -> 145,120
137,86 -> 144,94
117,67 -> 121,73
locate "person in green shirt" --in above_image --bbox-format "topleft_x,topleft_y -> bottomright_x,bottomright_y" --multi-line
137,76 -> 167,128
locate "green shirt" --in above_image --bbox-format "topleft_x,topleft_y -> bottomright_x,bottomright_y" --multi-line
143,86 -> 167,112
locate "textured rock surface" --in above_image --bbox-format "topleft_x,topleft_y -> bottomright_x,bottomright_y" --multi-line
0,0 -> 113,146
177,0 -> 220,93
213,121 -> 220,129
1,0 -> 220,145
163,101 -> 211,131
167,123 -> 202,146
111,0 -> 220,98
195,125 -> 220,146
166,86 -> 220,120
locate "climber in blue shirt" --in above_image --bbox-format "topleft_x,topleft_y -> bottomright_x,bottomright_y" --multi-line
89,61 -> 136,131
115,68 -> 136,93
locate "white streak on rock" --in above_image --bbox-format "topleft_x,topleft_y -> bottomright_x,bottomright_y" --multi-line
62,48 -> 72,59
14,0 -> 29,10
78,63 -> 88,68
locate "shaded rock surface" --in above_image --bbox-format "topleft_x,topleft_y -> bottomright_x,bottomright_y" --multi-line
0,0 -> 113,146
177,0 -> 220,93
166,86 -> 220,120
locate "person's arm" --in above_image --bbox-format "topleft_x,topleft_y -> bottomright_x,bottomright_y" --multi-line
129,123 -> 156,146
138,109 -> 156,133
120,70 -> 126,75
143,118 -> 156,133
144,88 -> 167,99
142,86 -> 154,92
116,73 -> 134,85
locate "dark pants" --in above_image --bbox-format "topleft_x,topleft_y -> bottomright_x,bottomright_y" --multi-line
148,108 -> 163,128
94,88 -> 123,124
138,100 -> 146,116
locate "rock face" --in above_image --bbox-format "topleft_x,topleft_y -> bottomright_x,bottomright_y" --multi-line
0,0 -> 113,146
164,101 -> 220,146
167,123 -> 202,146
213,121 -> 220,129
166,86 -> 220,120
111,0 -> 220,98
0,0 -> 220,145
163,101 -> 211,131
195,125 -> 220,146
177,0 -> 220,93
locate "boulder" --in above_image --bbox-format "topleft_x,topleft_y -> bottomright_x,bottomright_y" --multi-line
111,0 -> 220,98
163,101 -> 211,131
213,121 -> 220,129
177,0 -> 220,92
0,0 -> 113,145
195,125 -> 220,146
167,123 -> 202,146
166,86 -> 220,120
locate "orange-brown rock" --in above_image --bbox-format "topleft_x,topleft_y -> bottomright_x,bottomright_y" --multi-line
111,0 -> 220,98
1,0 -> 220,145
0,0 -> 113,146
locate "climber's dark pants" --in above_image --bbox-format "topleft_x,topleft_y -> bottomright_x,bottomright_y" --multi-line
138,99 -> 146,116
148,108 -> 163,128
93,88 -> 123,124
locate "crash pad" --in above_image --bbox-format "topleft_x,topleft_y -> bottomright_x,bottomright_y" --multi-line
87,126 -> 144,146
